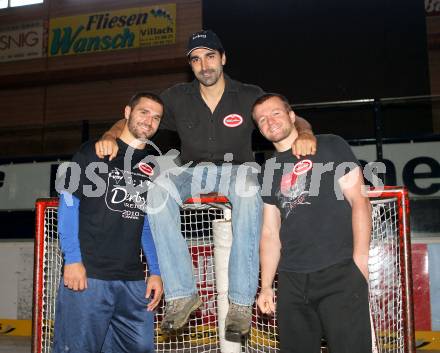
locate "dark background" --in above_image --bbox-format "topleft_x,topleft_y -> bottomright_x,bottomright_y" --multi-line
204,0 -> 430,102
203,0 -> 433,138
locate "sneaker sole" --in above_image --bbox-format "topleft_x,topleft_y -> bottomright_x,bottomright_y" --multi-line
225,328 -> 250,343
225,330 -> 243,343
161,297 -> 203,332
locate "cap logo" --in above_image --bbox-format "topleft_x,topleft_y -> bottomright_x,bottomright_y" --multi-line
293,159 -> 313,175
138,162 -> 154,176
223,114 -> 243,128
192,34 -> 207,40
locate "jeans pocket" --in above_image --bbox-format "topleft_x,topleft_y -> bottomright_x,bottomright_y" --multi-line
130,280 -> 149,304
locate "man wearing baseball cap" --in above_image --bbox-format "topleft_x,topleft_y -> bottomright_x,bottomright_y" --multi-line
186,29 -> 224,55
95,29 -> 317,342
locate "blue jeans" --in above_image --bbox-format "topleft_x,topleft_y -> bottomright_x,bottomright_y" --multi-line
53,278 -> 154,353
147,163 -> 262,306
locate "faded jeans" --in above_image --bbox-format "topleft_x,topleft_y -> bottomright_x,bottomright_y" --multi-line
147,163 -> 262,306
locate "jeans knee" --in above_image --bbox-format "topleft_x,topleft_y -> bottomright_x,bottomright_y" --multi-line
230,192 -> 262,212
130,336 -> 154,353
148,184 -> 168,204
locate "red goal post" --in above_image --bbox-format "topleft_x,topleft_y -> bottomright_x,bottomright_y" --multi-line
32,187 -> 415,353
367,187 -> 415,353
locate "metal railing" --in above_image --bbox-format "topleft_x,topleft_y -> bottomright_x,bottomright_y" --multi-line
0,94 -> 439,163
291,94 -> 440,161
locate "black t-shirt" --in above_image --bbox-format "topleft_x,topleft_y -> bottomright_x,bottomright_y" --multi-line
70,139 -> 153,280
159,74 -> 264,164
260,134 -> 361,273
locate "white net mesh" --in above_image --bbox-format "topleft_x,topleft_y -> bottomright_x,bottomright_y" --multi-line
39,206 -> 63,353
154,206 -> 224,353
35,205 -> 225,353
34,195 -> 409,353
244,276 -> 279,353
368,198 -> 404,353
244,196 -> 407,353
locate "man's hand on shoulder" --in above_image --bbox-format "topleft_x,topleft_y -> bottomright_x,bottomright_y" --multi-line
292,130 -> 317,158
95,133 -> 119,161
146,275 -> 163,311
63,262 -> 88,291
95,118 -> 126,160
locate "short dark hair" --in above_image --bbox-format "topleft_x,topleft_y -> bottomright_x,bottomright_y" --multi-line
127,92 -> 164,110
251,93 -> 292,117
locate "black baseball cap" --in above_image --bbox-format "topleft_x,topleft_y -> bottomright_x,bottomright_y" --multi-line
186,29 -> 224,56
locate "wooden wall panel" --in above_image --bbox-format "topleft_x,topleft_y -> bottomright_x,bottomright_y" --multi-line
45,80 -> 133,124
44,71 -> 189,123
0,70 -> 190,157
48,0 -> 143,18
0,126 -> 47,156
135,71 -> 190,92
0,87 -> 45,127
48,0 -> 196,18
0,58 -> 47,76
0,2 -> 48,25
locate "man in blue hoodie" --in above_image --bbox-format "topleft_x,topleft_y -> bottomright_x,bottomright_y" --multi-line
53,92 -> 164,353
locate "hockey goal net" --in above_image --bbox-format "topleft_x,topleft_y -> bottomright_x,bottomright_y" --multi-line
32,187 -> 415,353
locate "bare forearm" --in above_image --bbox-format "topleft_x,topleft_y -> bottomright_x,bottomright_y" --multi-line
294,115 -> 313,134
352,198 -> 372,258
104,119 -> 125,139
260,231 -> 281,289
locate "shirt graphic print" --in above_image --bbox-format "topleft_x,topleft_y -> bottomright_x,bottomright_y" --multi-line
105,165 -> 152,220
277,159 -> 313,218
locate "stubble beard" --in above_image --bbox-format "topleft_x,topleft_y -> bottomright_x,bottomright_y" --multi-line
196,67 -> 223,87
128,117 -> 153,142
266,126 -> 293,143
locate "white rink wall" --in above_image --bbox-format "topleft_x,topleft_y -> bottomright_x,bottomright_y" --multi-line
0,241 -> 34,320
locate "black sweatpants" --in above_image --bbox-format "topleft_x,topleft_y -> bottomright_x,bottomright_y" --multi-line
277,259 -> 372,353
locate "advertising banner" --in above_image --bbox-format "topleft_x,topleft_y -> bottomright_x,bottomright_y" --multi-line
0,21 -> 45,62
48,4 -> 176,57
0,162 -> 59,210
352,141 -> 440,197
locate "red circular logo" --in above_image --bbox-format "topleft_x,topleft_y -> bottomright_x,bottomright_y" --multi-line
223,114 -> 243,128
293,159 -> 313,176
138,162 -> 154,176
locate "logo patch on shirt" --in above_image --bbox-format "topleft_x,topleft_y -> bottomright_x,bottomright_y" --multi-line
138,162 -> 154,176
293,159 -> 313,176
223,114 -> 243,127
280,172 -> 299,194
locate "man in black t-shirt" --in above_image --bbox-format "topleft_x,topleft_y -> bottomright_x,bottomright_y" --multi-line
53,93 -> 164,353
94,30 -> 317,341
252,93 -> 373,353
